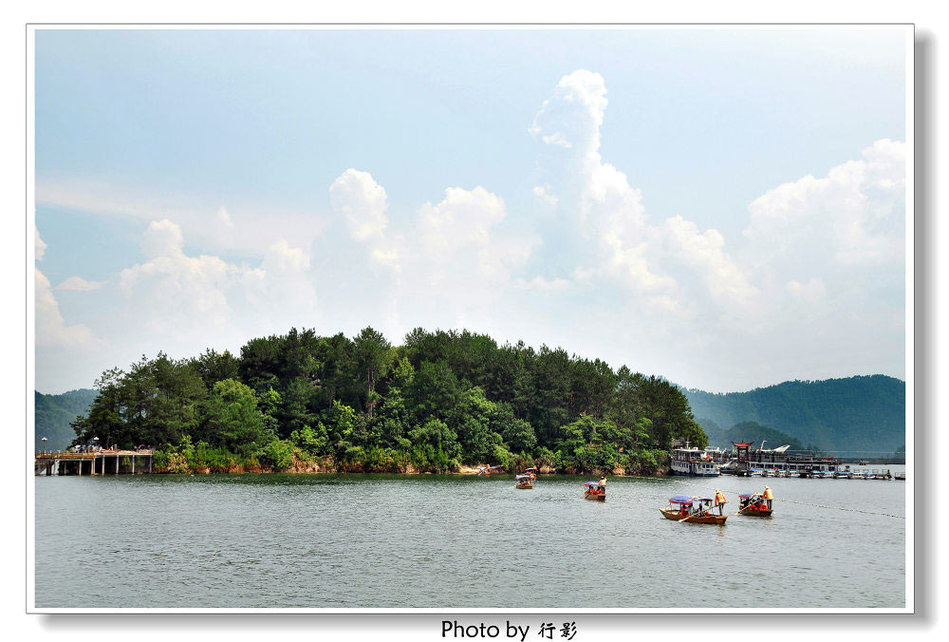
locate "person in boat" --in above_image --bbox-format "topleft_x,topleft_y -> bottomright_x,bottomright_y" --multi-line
714,489 -> 727,516
763,486 -> 773,509
599,475 -> 607,489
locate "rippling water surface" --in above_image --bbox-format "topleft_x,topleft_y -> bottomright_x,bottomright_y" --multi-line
34,471 -> 906,609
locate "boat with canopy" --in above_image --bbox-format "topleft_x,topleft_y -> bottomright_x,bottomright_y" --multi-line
583,481 -> 606,501
514,474 -> 534,489
659,495 -> 727,525
737,492 -> 773,516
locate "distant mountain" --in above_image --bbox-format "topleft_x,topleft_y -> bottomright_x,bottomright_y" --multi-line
700,419 -> 810,453
34,389 -> 97,451
683,375 -> 905,458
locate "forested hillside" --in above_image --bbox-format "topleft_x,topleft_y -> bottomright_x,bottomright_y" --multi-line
684,376 -> 905,458
35,389 -> 98,451
68,327 -> 707,475
699,419 -> 810,453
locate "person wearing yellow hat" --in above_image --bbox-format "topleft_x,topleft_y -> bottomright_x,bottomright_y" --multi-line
713,489 -> 727,515
763,486 -> 773,509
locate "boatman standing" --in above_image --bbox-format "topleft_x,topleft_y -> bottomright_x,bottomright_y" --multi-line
599,475 -> 607,489
763,486 -> 773,509
714,489 -> 727,515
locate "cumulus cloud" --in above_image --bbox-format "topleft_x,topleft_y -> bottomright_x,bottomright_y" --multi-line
662,215 -> 756,305
56,276 -> 103,291
744,139 -> 905,268
35,268 -> 101,349
330,168 -> 390,241
119,219 -> 316,337
531,69 -> 752,310
418,186 -> 507,263
35,225 -> 47,261
121,223 -> 235,331
141,218 -> 185,258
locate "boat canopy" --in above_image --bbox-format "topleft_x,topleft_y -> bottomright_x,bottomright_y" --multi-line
515,474 -> 531,480
668,495 -> 695,504
584,482 -> 603,489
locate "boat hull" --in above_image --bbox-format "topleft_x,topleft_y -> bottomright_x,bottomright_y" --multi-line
584,492 -> 606,501
739,507 -> 773,517
515,483 -> 533,489
659,508 -> 727,525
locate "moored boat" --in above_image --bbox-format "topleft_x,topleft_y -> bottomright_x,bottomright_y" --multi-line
583,481 -> 606,501
671,448 -> 722,476
659,495 -> 727,525
514,474 -> 533,489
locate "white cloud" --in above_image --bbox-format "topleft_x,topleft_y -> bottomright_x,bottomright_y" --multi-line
35,178 -> 329,257
35,268 -> 101,349
141,219 -> 185,258
744,139 -> 905,268
662,215 -> 757,305
56,276 -> 103,292
118,220 -> 318,343
263,239 -> 310,273
531,69 -> 752,307
785,278 -> 827,302
329,168 -> 390,241
418,186 -> 506,263
516,276 -> 571,292
215,206 -> 233,228
35,225 -> 47,261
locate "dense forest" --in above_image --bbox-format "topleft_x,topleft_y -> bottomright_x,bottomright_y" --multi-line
35,389 -> 98,451
684,375 -> 905,458
69,327 -> 708,475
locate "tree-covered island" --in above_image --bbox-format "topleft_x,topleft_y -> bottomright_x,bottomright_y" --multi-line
71,327 -> 708,475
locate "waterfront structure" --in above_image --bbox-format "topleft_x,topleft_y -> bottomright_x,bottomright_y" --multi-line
34,449 -> 154,476
670,447 -> 722,476
719,441 -> 840,477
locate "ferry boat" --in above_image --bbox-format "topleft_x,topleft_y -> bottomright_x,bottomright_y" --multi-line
670,448 -> 721,477
734,442 -> 841,477
514,474 -> 533,489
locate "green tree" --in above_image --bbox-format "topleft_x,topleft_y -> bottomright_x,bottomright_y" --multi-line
202,378 -> 271,455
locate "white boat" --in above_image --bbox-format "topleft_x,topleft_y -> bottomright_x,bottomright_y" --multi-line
671,448 -> 721,477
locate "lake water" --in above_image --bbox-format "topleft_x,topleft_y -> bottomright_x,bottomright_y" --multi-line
33,469 -> 906,609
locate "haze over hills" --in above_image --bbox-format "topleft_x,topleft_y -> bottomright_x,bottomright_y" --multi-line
682,375 -> 905,459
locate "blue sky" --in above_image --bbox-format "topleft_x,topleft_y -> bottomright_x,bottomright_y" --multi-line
33,27 -> 909,393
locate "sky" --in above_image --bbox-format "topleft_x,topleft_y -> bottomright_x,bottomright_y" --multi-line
32,26 -> 909,394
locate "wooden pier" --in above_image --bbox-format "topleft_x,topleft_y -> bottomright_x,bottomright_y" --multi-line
34,449 -> 154,476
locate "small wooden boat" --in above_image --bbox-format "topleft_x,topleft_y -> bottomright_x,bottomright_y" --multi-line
514,474 -> 533,489
659,495 -> 727,525
477,465 -> 501,476
738,493 -> 773,517
583,481 -> 606,501
524,467 -> 538,480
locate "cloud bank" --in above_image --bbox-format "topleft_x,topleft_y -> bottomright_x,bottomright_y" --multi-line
34,70 -> 906,393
